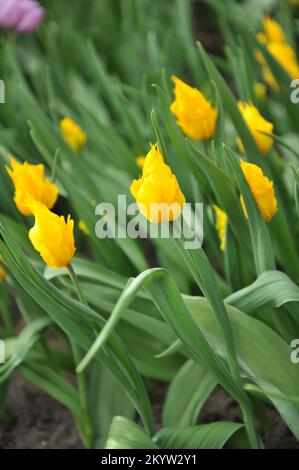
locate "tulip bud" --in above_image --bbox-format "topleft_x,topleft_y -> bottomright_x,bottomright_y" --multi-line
256,16 -> 299,89
0,256 -> 6,281
237,102 -> 273,155
254,82 -> 267,101
213,205 -> 228,252
0,0 -> 44,33
28,201 -> 76,269
60,117 -> 87,154
6,156 -> 59,216
262,16 -> 285,44
130,144 -> 185,223
78,220 -> 90,236
135,155 -> 146,169
240,160 -> 278,222
170,75 -> 218,141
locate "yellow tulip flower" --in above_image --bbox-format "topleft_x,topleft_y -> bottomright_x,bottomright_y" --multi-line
256,17 -> 299,89
78,219 -> 90,236
141,144 -> 164,176
213,205 -> 228,252
268,42 -> 299,79
258,17 -> 285,44
170,75 -> 218,141
240,160 -> 278,222
60,117 -> 87,153
130,144 -> 185,223
135,155 -> 146,169
28,201 -> 76,269
237,102 -> 273,155
6,156 -> 59,216
0,256 -> 6,281
254,82 -> 267,101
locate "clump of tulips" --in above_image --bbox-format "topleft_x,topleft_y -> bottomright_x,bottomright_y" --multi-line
0,0 -> 299,451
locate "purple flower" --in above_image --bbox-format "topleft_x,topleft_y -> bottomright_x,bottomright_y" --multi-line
0,0 -> 44,33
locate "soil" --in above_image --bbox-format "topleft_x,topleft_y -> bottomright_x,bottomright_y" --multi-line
0,374 -> 83,449
152,383 -> 299,450
195,2 -> 223,55
199,388 -> 299,449
0,376 -> 298,449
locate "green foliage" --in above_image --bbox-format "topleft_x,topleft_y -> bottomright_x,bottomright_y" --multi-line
0,0 -> 299,450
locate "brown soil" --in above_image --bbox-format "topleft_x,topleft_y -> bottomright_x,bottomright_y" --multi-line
152,382 -> 299,450
0,374 -> 83,449
0,377 -> 298,449
199,388 -> 299,449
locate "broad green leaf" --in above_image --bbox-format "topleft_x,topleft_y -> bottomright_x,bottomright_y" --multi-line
186,296 -> 299,438
88,364 -> 135,448
154,422 -> 244,449
0,317 -> 52,383
105,417 -> 158,449
163,360 -> 217,427
226,270 -> 299,314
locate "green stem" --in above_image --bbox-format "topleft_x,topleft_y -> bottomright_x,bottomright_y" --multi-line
0,284 -> 14,336
76,278 -> 134,373
173,222 -> 261,448
67,264 -> 88,306
67,264 -> 93,448
242,403 -> 262,449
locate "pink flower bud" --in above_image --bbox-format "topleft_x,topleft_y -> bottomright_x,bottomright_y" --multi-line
0,0 -> 44,33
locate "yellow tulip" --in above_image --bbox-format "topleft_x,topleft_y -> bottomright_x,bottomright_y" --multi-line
135,155 -> 146,169
268,42 -> 299,79
130,144 -> 185,223
213,205 -> 228,252
28,201 -> 76,269
6,156 -> 59,216
256,17 -> 299,89
0,266 -> 5,281
254,82 -> 267,101
255,50 -> 279,91
240,160 -> 278,222
237,102 -> 273,155
142,144 -> 164,176
170,75 -> 218,141
0,256 -> 6,281
78,219 -> 90,236
259,17 -> 285,44
257,43 -> 299,88
60,117 -> 87,153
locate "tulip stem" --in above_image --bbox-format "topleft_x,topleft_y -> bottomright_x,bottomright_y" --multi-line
67,264 -> 88,306
67,264 -> 94,447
